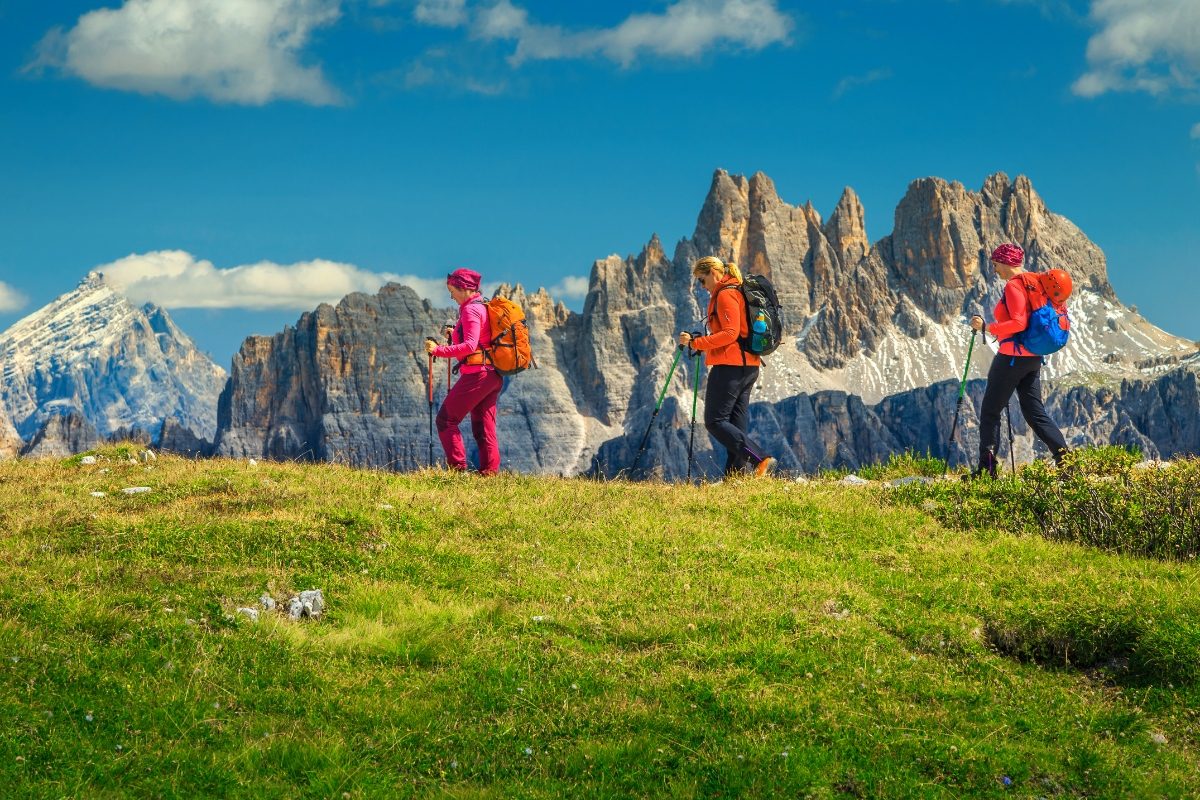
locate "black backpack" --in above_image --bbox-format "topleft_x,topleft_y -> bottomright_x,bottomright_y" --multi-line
714,274 -> 784,356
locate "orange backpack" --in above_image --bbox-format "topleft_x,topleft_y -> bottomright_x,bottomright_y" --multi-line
480,295 -> 535,375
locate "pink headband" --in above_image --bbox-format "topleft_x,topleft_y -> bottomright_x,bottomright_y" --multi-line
447,268 -> 482,291
990,243 -> 1024,267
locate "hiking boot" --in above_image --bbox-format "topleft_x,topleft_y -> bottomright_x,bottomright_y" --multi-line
960,466 -> 996,482
754,457 -> 777,477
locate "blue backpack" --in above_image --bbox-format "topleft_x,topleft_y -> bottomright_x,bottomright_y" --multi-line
1002,274 -> 1070,357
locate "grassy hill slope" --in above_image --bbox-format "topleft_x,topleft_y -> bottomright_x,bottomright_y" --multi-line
2,450 -> 1199,798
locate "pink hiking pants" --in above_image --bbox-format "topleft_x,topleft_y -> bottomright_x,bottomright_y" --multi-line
436,370 -> 503,475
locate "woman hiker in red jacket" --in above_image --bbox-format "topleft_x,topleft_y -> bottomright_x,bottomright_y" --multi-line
968,243 -> 1070,479
424,268 -> 503,475
678,256 -> 776,478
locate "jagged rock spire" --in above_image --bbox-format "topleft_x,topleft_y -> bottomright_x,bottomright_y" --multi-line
824,187 -> 868,268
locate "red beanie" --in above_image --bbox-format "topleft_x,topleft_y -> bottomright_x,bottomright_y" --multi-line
990,243 -> 1024,267
447,268 -> 482,291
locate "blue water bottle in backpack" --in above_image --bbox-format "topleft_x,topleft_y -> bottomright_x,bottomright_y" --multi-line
751,310 -> 769,354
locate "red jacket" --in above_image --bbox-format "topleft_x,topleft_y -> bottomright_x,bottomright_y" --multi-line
691,276 -> 760,367
988,274 -> 1032,357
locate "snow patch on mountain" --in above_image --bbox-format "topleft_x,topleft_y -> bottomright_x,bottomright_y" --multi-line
0,272 -> 226,441
750,287 -> 1196,405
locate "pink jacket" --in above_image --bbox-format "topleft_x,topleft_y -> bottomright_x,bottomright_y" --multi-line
433,294 -> 494,373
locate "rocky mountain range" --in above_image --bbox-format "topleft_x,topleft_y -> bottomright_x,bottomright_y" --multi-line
211,169 -> 1199,478
0,272 -> 226,456
2,170 -> 1194,471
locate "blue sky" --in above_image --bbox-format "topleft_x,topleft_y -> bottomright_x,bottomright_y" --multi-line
1,0 -> 1198,365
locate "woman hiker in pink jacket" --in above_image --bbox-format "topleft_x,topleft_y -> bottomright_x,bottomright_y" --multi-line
424,268 -> 503,475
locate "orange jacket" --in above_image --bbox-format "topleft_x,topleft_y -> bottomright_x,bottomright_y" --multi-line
691,276 -> 760,367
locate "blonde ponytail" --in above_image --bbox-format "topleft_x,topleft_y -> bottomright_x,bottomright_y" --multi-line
692,256 -> 742,284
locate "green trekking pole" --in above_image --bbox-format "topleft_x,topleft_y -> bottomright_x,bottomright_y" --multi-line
944,329 -> 977,477
686,349 -> 702,481
631,345 -> 685,474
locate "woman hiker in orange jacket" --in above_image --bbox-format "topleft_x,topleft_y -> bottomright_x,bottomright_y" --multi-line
678,257 -> 777,478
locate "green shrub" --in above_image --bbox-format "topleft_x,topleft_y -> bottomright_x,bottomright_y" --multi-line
887,449 -> 1200,561
853,450 -> 947,481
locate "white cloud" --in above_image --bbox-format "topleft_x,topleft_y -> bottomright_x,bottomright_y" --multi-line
95,250 -> 453,309
415,0 -> 467,27
0,281 -> 28,313
28,0 -> 343,105
1072,0 -> 1200,98
833,68 -> 892,99
1191,122 -> 1200,139
550,275 -> 589,300
476,0 -> 794,67
400,50 -> 507,94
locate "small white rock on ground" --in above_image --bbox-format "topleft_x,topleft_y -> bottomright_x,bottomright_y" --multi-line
287,589 -> 325,620
122,487 -> 152,495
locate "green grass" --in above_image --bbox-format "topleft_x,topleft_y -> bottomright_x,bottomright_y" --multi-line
2,447 -> 1200,798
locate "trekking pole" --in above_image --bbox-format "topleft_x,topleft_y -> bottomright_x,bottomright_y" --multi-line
426,349 -> 435,468
944,329 -> 978,477
631,345 -> 685,474
1005,402 -> 1017,478
687,348 -> 702,481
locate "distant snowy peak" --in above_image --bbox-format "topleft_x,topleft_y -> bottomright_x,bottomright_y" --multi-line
1,272 -> 135,372
0,272 -> 226,442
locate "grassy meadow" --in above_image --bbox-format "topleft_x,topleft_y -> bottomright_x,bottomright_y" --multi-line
2,447 -> 1200,798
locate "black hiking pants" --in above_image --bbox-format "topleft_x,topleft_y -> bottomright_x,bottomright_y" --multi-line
978,353 -> 1069,475
705,364 -> 766,475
